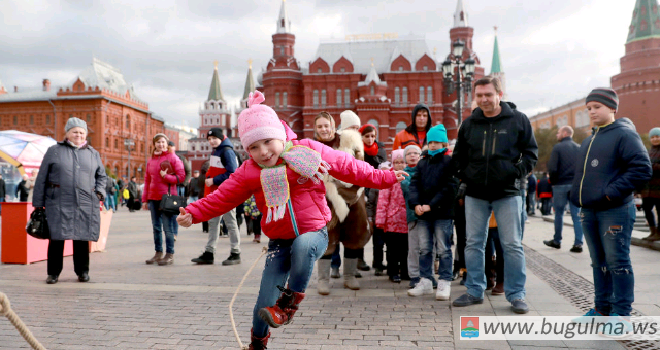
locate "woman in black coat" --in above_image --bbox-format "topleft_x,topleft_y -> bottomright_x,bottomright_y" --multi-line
32,117 -> 106,284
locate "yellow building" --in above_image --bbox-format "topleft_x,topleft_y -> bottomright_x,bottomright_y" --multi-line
528,97 -> 591,132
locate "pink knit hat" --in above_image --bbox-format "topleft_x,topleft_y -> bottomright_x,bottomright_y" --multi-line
392,149 -> 404,161
238,91 -> 287,150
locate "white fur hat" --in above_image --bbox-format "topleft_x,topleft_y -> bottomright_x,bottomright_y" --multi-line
338,110 -> 361,132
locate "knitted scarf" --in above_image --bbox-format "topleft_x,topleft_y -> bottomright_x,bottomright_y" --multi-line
260,141 -> 331,223
363,141 -> 379,156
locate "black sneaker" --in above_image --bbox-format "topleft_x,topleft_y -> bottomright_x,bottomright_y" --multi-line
222,253 -> 241,266
46,275 -> 59,284
543,240 -> 561,249
191,251 -> 214,264
452,293 -> 484,307
570,245 -> 583,253
374,268 -> 385,276
78,272 -> 90,282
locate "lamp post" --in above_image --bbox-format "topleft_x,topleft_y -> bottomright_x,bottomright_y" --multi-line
442,39 -> 476,128
124,139 -> 134,179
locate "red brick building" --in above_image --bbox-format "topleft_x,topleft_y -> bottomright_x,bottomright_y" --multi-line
256,0 -> 485,143
611,0 -> 660,134
0,58 -> 164,179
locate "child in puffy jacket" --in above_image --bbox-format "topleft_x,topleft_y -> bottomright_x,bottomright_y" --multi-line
375,150 -> 409,283
244,195 -> 262,243
177,91 -> 407,350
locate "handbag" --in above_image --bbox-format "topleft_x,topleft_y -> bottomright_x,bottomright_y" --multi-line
159,175 -> 186,215
26,207 -> 50,240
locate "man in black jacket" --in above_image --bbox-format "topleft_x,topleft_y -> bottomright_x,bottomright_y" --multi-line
16,174 -> 30,202
543,126 -> 583,252
451,76 -> 538,314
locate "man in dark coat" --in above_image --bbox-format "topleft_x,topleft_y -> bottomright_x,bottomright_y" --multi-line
16,174 -> 30,202
527,173 -> 537,215
537,173 -> 553,215
451,76 -> 538,314
127,176 -> 139,212
544,126 -> 584,252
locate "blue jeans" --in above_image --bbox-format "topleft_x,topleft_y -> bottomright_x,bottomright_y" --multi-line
553,184 -> 583,246
521,192 -> 527,236
581,201 -> 635,316
465,195 -> 526,302
104,191 -> 116,211
331,244 -> 341,269
177,186 -> 185,197
414,218 -> 453,283
253,227 -> 328,337
148,200 -> 176,254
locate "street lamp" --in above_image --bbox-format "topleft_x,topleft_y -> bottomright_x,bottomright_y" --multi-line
124,138 -> 134,179
443,39 -> 476,128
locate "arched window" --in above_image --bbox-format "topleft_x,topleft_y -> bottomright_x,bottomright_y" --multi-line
105,137 -> 109,148
344,89 -> 350,107
427,86 -> 433,104
367,119 -> 379,141
402,87 -> 408,105
396,121 -> 407,134
313,90 -> 319,107
321,90 -> 326,107
394,87 -> 400,106
283,92 -> 287,107
370,85 -> 375,96
419,86 -> 425,103
275,92 -> 280,107
336,89 -> 342,107
126,115 -> 130,129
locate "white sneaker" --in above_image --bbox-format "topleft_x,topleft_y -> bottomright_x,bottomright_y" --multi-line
436,280 -> 451,300
407,278 -> 434,296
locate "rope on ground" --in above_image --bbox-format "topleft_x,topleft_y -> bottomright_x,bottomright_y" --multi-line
0,292 -> 47,350
229,246 -> 268,350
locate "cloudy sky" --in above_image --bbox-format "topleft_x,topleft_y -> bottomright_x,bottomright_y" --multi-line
0,0 -> 634,128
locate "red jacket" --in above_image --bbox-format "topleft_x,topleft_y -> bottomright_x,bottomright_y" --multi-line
142,150 -> 185,202
185,139 -> 398,240
375,182 -> 408,233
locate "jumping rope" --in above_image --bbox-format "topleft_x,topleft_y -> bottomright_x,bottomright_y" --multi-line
0,292 -> 47,350
229,246 -> 268,350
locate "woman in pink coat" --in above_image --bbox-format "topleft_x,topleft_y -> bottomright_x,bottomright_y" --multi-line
375,149 -> 409,283
177,91 -> 407,350
142,133 -> 185,266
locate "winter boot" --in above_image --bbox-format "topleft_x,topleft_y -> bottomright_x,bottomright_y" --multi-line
317,259 -> 331,295
191,251 -> 214,264
145,252 -> 163,265
357,258 -> 371,271
222,252 -> 241,265
157,253 -> 174,265
248,329 -> 270,350
258,286 -> 305,328
343,258 -> 360,290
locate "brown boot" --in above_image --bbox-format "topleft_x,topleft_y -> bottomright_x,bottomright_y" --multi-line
258,286 -> 305,328
248,329 -> 270,350
157,253 -> 174,265
145,252 -> 163,265
642,226 -> 660,241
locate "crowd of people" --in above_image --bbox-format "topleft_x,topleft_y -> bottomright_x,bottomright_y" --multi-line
21,75 -> 660,349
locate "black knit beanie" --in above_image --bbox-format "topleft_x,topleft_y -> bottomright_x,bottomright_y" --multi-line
586,88 -> 619,111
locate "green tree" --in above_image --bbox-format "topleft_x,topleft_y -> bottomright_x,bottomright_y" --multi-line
533,126 -> 558,173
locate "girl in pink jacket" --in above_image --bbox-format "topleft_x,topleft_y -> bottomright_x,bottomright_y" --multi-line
142,133 -> 185,266
177,91 -> 407,350
375,149 -> 409,283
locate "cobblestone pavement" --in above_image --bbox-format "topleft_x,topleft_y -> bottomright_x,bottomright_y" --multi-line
1,207 -> 657,349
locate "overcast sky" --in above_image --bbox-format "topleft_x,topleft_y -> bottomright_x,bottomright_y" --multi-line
0,0 -> 634,128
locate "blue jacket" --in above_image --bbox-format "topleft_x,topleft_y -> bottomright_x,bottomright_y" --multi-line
408,150 -> 458,219
210,137 -> 238,186
400,165 -> 418,222
569,118 -> 652,209
548,137 -> 581,186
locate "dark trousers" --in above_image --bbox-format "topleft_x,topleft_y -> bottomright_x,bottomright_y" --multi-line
202,221 -> 208,232
485,227 -> 504,283
47,240 -> 89,276
372,227 -> 386,269
251,215 -> 262,237
385,232 -> 408,278
541,198 -> 552,215
454,201 -> 467,271
642,197 -> 660,228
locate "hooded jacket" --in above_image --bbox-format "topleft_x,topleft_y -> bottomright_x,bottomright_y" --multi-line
185,138 -> 398,241
548,137 -> 581,186
32,141 -> 106,241
641,144 -> 660,198
375,182 -> 407,233
452,101 -> 538,201
408,149 -> 459,219
569,118 -> 652,209
392,103 -> 432,150
205,136 -> 238,197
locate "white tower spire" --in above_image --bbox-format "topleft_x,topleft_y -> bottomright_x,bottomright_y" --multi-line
453,0 -> 468,28
276,0 -> 291,33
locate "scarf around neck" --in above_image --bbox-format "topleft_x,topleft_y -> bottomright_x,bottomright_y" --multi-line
364,141 -> 379,156
259,141 -> 331,223
65,139 -> 87,149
